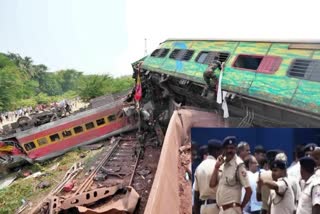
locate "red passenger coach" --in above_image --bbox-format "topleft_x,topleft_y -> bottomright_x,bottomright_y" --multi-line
0,100 -> 137,166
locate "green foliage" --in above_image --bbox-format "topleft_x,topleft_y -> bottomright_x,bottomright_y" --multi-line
0,181 -> 33,213
0,52 -> 134,111
34,92 -> 51,105
77,74 -> 111,102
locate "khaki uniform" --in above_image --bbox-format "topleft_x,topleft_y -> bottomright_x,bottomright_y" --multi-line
216,155 -> 250,214
269,177 -> 295,214
194,155 -> 219,214
297,174 -> 320,214
259,170 -> 272,212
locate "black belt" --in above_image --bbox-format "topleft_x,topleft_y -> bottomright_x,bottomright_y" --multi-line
200,199 -> 217,205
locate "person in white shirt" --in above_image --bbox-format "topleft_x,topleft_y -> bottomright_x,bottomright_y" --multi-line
311,148 -> 320,176
258,159 -> 295,214
243,155 -> 262,214
296,157 -> 320,214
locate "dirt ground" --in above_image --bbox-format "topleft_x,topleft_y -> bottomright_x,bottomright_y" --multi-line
132,142 -> 161,214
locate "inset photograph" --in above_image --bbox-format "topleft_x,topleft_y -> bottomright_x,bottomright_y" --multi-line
192,128 -> 320,214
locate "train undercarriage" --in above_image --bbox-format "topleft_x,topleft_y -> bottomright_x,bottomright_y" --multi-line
138,69 -> 320,128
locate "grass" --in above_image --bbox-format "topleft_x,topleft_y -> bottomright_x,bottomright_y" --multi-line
0,148 -> 103,214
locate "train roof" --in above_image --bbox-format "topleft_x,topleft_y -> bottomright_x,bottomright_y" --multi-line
163,38 -> 320,44
3,99 -> 125,140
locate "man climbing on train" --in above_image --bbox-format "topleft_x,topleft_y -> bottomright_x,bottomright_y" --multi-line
201,56 -> 223,97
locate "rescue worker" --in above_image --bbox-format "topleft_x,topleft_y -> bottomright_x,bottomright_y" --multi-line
258,159 -> 295,214
202,56 -> 222,97
210,136 -> 252,214
296,157 -> 320,214
194,139 -> 222,214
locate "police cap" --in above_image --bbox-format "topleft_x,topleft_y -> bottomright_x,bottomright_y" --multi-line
270,159 -> 287,170
303,143 -> 317,153
222,136 -> 237,147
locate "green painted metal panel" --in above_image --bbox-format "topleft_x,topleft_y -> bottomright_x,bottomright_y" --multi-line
249,75 -> 298,105
291,80 -> 320,114
221,67 -> 255,94
234,42 -> 271,55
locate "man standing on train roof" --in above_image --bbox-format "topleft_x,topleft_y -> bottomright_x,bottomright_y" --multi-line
202,56 -> 222,97
296,157 -> 320,214
194,139 -> 222,214
210,136 -> 252,214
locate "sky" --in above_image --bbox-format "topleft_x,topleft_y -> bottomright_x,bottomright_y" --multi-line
0,0 -> 320,77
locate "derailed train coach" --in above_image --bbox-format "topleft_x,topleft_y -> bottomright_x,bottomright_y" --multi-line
134,39 -> 320,127
0,100 -> 138,169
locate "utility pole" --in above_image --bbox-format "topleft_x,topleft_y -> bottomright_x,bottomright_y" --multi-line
144,38 -> 147,56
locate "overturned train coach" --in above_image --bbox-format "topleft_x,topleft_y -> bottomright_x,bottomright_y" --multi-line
135,39 -> 320,127
0,100 -> 137,168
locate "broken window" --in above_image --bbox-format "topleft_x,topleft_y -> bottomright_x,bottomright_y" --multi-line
287,59 -> 320,82
85,122 -> 95,130
38,137 -> 48,145
62,130 -> 72,137
150,48 -> 170,58
108,115 -> 117,122
233,54 -> 282,73
49,134 -> 60,142
196,51 -> 230,64
169,49 -> 194,61
24,142 -> 36,151
74,126 -> 84,134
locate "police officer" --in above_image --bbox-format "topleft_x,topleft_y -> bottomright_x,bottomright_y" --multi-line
210,136 -> 252,214
296,157 -> 320,214
202,56 -> 222,97
304,143 -> 317,157
194,139 -> 222,214
258,159 -> 295,214
257,150 -> 283,214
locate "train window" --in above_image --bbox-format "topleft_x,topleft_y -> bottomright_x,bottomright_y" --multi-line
257,56 -> 282,74
85,122 -> 95,130
49,134 -> 60,142
233,55 -> 263,70
62,130 -> 72,137
24,142 -> 36,151
233,55 -> 282,74
38,137 -> 48,146
150,48 -> 170,58
74,126 -> 84,134
108,115 -> 116,122
287,59 -> 320,82
169,49 -> 194,61
196,51 -> 230,65
96,118 -> 105,126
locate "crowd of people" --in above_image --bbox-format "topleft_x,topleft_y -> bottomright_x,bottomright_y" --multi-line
192,137 -> 320,214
